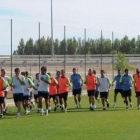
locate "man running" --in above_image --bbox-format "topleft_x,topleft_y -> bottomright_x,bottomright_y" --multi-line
0,76 -> 7,118
0,69 -> 9,114
38,66 -> 50,116
70,68 -> 83,109
98,70 -> 111,111
112,70 -> 124,107
58,70 -> 71,113
9,68 -> 25,118
85,69 -> 97,111
134,70 -> 140,110
120,69 -> 134,109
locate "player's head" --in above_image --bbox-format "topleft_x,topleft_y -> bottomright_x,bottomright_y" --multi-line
73,68 -> 77,74
15,68 -> 20,75
25,71 -> 29,77
124,69 -> 128,75
93,70 -> 96,75
41,66 -> 47,74
1,69 -> 6,76
21,72 -> 25,76
56,70 -> 61,77
36,73 -> 39,79
61,69 -> 65,77
118,70 -> 121,75
100,70 -> 105,77
88,69 -> 92,75
136,69 -> 139,73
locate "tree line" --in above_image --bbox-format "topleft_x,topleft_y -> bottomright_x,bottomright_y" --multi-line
13,35 -> 140,55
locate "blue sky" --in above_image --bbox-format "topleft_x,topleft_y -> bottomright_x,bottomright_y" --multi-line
0,0 -> 140,55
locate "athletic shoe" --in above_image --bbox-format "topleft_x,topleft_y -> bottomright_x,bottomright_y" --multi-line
75,104 -> 78,109
0,114 -> 3,118
48,109 -> 51,113
61,107 -> 64,112
37,109 -> 40,113
45,110 -> 48,116
107,103 -> 109,108
64,108 -> 67,113
40,110 -> 44,116
113,105 -> 116,107
54,107 -> 57,112
79,103 -> 81,109
16,113 -> 20,118
103,108 -> 106,111
126,106 -> 129,110
32,102 -> 36,108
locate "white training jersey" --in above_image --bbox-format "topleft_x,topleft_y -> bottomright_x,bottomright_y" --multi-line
38,74 -> 50,92
23,78 -> 33,96
98,77 -> 111,92
9,75 -> 25,94
2,75 -> 9,91
33,78 -> 38,95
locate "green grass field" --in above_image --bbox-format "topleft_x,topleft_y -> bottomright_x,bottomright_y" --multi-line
1,89 -> 140,140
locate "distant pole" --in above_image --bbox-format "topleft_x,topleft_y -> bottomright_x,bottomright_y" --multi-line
101,30 -> 103,70
84,28 -> 86,77
51,0 -> 54,57
11,19 -> 13,77
112,32 -> 114,80
39,22 -> 41,73
64,26 -> 66,71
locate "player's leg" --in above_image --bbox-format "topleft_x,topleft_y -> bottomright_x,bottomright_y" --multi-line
3,91 -> 7,114
137,94 -> 140,110
38,94 -> 43,115
44,93 -> 49,116
128,90 -> 133,107
0,103 -> 3,118
63,92 -> 68,113
77,93 -> 81,108
114,89 -> 117,107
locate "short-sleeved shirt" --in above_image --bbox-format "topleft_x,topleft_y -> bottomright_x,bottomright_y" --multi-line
98,77 -> 111,92
70,74 -> 83,90
9,75 -> 25,94
0,77 -> 7,97
23,78 -> 34,96
38,74 -> 50,93
119,75 -> 134,91
114,75 -> 123,90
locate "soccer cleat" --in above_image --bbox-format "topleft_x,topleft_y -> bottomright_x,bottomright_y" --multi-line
75,104 -> 78,109
107,103 -> 109,108
40,109 -> 44,116
54,107 -> 57,112
130,104 -> 133,108
25,110 -> 30,115
32,102 -> 36,108
64,108 -> 67,113
61,107 -> 64,112
126,106 -> 129,110
0,114 -> 3,118
48,109 -> 51,113
16,113 -> 20,118
103,108 -> 106,111
113,105 -> 116,107
45,110 -> 48,116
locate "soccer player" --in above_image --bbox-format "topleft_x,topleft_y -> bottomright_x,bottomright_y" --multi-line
120,69 -> 134,109
134,70 -> 140,109
70,68 -> 83,109
112,70 -> 124,107
9,68 -> 25,118
85,69 -> 97,111
98,70 -> 111,111
58,69 -> 71,113
33,73 -> 39,112
48,73 -> 58,112
22,71 -> 34,114
0,69 -> 9,114
93,70 -> 100,107
0,76 -> 7,118
38,66 -> 50,116
133,69 -> 139,80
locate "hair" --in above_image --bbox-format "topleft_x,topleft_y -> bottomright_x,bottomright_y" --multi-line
73,68 -> 76,71
118,69 -> 121,72
15,68 -> 20,73
25,71 -> 29,76
1,69 -> 5,72
93,70 -> 96,74
100,70 -> 105,73
41,66 -> 47,72
47,73 -> 51,76
36,73 -> 39,76
61,69 -> 65,73
21,72 -> 25,76
124,69 -> 128,72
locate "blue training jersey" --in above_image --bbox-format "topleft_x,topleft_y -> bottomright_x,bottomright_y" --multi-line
119,75 -> 133,90
114,75 -> 123,89
70,74 -> 83,90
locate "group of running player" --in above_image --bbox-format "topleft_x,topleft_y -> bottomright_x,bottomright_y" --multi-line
0,66 -> 140,118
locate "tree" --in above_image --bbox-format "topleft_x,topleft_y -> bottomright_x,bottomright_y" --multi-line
114,52 -> 134,70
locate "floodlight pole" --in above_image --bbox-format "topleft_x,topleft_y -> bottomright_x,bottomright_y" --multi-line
112,32 -> 114,80
11,19 -> 13,77
39,22 -> 41,73
64,26 -> 66,71
101,30 -> 103,70
84,28 -> 86,77
51,0 -> 54,57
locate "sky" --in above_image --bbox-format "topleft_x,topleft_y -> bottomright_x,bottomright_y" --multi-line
0,0 -> 140,55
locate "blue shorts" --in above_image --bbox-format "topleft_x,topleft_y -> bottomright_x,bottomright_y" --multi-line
23,95 -> 31,101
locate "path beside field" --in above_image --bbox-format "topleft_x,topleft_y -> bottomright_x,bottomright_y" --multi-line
6,90 -> 87,106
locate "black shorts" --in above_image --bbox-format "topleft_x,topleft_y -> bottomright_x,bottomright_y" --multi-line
23,95 -> 31,101
73,88 -> 81,96
49,95 -> 57,100
30,92 -> 33,99
136,92 -> 140,97
4,91 -> 8,98
34,94 -> 38,100
13,93 -> 23,102
95,91 -> 99,98
115,89 -> 123,95
0,97 -> 4,104
59,92 -> 68,101
123,90 -> 132,98
38,92 -> 49,99
100,92 -> 109,99
87,90 -> 95,96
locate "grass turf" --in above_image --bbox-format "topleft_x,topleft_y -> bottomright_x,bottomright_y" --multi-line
0,89 -> 140,140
